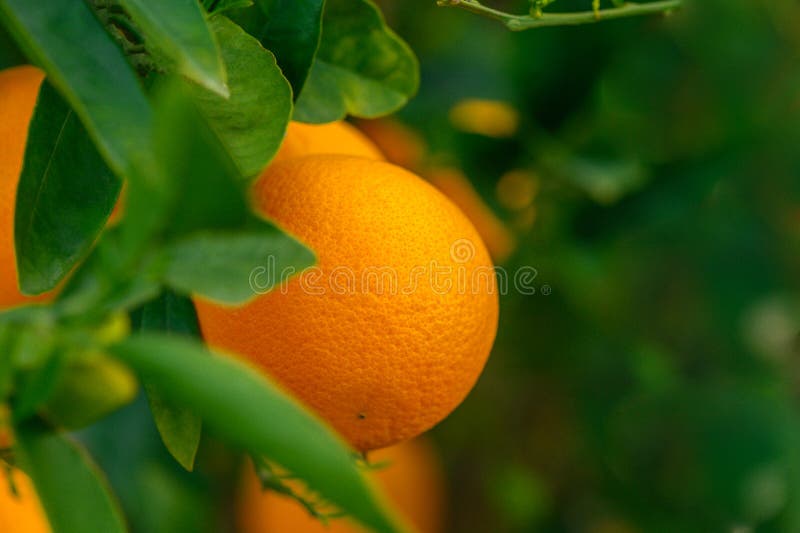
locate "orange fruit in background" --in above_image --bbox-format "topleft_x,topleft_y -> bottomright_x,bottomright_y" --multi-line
427,167 -> 515,263
195,156 -> 498,451
0,468 -> 50,533
356,118 -> 426,170
448,99 -> 519,138
237,438 -> 445,533
0,65 -> 49,310
273,121 -> 384,163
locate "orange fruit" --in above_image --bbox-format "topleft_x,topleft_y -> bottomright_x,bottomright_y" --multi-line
0,65 -> 48,310
427,167 -> 515,263
237,437 -> 445,533
356,118 -> 426,170
0,468 -> 50,533
273,121 -> 384,163
195,156 -> 498,451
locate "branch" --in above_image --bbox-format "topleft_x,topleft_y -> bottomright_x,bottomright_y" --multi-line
436,0 -> 683,31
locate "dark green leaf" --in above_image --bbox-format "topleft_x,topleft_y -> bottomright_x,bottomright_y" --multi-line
252,0 -> 324,97
189,15 -> 292,178
15,82 -> 121,295
14,421 -> 128,533
131,291 -> 203,471
0,0 -> 152,176
294,0 -> 419,123
117,0 -> 228,96
163,229 -> 315,304
111,334 -> 404,533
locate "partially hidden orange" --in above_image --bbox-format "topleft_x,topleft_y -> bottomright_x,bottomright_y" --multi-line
356,118 -> 426,170
0,65 -> 48,310
195,156 -> 498,451
0,468 -> 50,533
237,438 -> 445,533
427,167 -> 516,263
273,121 -> 384,164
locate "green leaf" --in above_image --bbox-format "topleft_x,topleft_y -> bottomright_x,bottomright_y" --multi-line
252,0 -> 324,97
0,0 -> 152,177
189,15 -> 292,178
111,334 -> 405,533
124,78 -> 250,248
163,229 -> 315,304
130,291 -> 203,471
116,0 -> 228,97
55,227 -> 162,320
14,421 -> 128,533
15,82 -> 121,295
209,0 -> 255,14
294,0 -> 419,123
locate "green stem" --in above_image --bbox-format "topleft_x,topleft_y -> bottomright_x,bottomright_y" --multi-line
436,0 -> 682,30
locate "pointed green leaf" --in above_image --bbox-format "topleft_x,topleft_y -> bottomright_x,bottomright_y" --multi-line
116,0 -> 228,97
163,229 -> 315,304
294,0 -> 419,123
14,421 -> 128,533
252,0 -> 324,97
15,82 -> 121,295
189,15 -> 292,178
0,0 -> 152,177
111,334 -> 405,533
130,291 -> 203,471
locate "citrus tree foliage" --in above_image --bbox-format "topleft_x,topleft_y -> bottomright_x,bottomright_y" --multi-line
0,0 -> 418,531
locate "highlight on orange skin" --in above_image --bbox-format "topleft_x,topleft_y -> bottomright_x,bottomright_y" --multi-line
356,118 -> 426,170
237,438 -> 446,533
273,121 -> 385,164
0,468 -> 51,533
0,65 -> 50,310
426,167 -> 516,263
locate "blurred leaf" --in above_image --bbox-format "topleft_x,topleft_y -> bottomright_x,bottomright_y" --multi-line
117,0 -> 228,96
294,0 -> 419,123
12,354 -> 63,423
555,153 -> 649,205
111,334 -> 405,533
0,0 -> 152,176
55,228 -> 162,321
252,0 -> 324,97
14,421 -> 127,533
123,78 -> 249,249
188,15 -> 292,178
130,291 -> 203,471
163,230 -> 315,304
15,82 -> 121,295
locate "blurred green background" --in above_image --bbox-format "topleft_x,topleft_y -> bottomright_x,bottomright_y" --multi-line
382,0 -> 800,531
32,0 -> 800,531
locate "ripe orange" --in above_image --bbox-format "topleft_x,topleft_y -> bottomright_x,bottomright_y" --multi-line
0,65 -> 48,310
427,167 -> 515,263
195,156 -> 498,451
237,437 -> 445,533
0,468 -> 50,533
273,121 -> 384,163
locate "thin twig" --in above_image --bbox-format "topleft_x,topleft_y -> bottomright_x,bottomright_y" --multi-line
436,0 -> 683,31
